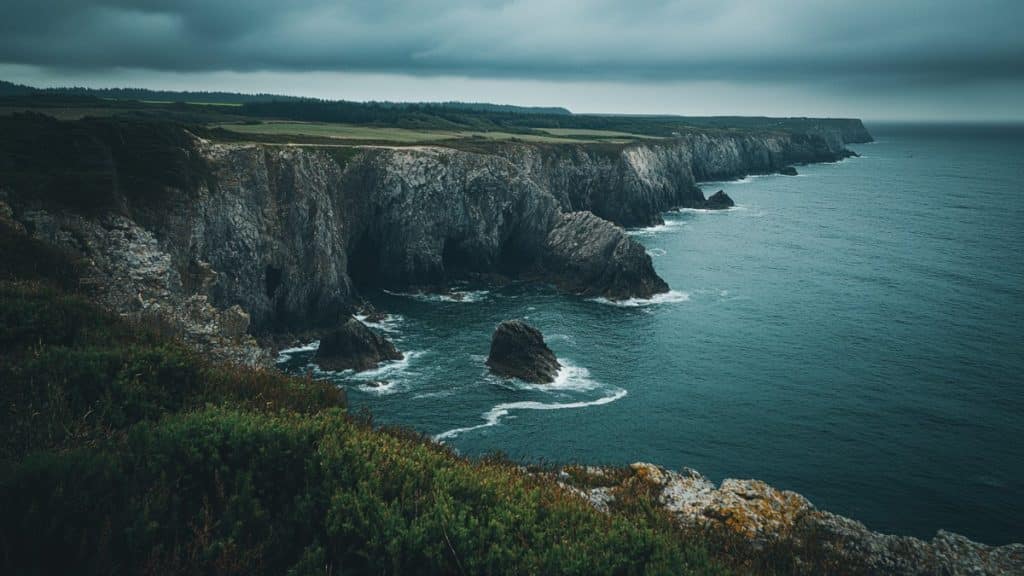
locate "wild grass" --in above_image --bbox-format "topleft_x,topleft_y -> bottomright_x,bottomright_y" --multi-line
0,223 -> 732,575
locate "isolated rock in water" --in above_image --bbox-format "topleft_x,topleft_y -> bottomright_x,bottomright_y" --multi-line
779,166 -> 799,176
315,316 -> 403,372
487,319 -> 562,383
701,190 -> 735,210
541,211 -> 670,300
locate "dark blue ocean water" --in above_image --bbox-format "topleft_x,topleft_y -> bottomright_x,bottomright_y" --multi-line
280,124 -> 1024,545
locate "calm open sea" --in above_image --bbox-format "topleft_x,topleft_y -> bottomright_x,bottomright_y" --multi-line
281,123 -> 1024,545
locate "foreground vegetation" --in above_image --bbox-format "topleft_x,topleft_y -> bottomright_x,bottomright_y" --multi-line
0,221 -> 735,574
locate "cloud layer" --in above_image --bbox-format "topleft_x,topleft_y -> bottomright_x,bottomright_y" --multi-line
3,0 -> 1022,87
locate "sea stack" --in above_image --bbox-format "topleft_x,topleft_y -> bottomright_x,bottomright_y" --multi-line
702,190 -> 735,210
314,316 -> 403,372
486,319 -> 562,383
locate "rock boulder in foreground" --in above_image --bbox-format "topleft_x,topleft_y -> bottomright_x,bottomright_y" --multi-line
486,320 -> 562,383
315,317 -> 403,372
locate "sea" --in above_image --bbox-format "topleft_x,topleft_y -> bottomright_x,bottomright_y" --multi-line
279,123 -> 1024,545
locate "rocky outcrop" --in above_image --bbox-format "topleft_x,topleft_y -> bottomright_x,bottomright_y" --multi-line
779,166 -> 799,176
12,205 -> 270,366
541,212 -> 669,299
486,320 -> 561,383
314,316 -> 403,372
560,463 -> 1023,576
1,114 -> 870,361
700,190 -> 735,210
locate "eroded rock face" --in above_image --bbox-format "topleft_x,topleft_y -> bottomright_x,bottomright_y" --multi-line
1,114 -> 870,351
541,212 -> 669,300
314,316 -> 403,372
564,463 -> 1024,576
486,319 -> 561,383
700,190 -> 735,210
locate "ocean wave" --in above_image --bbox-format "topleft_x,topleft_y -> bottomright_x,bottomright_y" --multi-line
382,289 -> 490,303
354,312 -> 404,333
434,388 -> 628,442
507,360 -> 600,393
626,219 -> 686,236
648,248 -> 667,257
275,340 -> 319,363
590,290 -> 690,307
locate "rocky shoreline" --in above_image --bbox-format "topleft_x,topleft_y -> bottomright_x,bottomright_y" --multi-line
554,463 -> 1023,575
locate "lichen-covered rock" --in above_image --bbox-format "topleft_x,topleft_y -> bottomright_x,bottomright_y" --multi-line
315,316 -> 403,372
569,463 -> 1024,576
541,212 -> 669,300
486,319 -> 562,383
16,208 -> 270,367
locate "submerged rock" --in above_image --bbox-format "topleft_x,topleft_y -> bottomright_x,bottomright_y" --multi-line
541,211 -> 669,300
315,316 -> 403,372
701,190 -> 735,210
486,319 -> 562,383
778,166 -> 799,176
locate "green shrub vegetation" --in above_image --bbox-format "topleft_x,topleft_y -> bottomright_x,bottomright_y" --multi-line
0,224 -> 735,574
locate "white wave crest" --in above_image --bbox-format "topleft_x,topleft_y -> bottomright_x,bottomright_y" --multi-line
354,312 -> 404,333
434,388 -> 628,442
276,340 -> 320,363
626,219 -> 686,236
382,289 -> 489,303
506,360 -> 599,393
590,290 -> 690,307
648,248 -> 667,257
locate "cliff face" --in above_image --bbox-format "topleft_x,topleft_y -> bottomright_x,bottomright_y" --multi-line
505,126 -> 864,227
1,114 -> 868,342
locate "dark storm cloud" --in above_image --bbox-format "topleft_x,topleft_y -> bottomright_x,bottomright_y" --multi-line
2,0 -> 1022,86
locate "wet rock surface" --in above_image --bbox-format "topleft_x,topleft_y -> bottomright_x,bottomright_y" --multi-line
486,319 -> 562,383
314,316 -> 403,372
779,166 -> 799,176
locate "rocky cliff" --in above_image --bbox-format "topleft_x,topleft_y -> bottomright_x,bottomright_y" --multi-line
0,114 -> 868,352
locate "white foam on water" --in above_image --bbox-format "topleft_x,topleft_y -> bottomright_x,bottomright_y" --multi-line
590,290 -> 690,307
648,248 -> 667,257
382,289 -> 490,303
434,388 -> 628,442
626,219 -> 686,236
348,350 -> 424,381
674,205 -> 745,215
276,340 -> 320,363
354,312 -> 404,333
356,380 -> 399,395
510,361 -> 600,393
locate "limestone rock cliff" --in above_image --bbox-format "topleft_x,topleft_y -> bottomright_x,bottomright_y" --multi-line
0,114 -> 869,362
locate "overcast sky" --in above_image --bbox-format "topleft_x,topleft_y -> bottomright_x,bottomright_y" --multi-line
2,0 -> 1022,121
